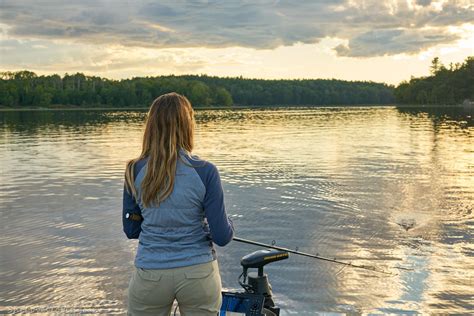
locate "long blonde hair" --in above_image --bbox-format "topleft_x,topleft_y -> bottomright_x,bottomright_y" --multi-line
125,92 -> 195,208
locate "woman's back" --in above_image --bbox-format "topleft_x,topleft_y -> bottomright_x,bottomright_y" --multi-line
132,150 -> 233,269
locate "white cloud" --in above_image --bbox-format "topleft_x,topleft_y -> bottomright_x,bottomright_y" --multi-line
334,27 -> 459,57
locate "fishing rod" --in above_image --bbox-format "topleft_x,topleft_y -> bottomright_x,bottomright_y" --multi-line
233,236 -> 413,275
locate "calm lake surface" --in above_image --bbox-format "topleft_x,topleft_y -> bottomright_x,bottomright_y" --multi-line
0,106 -> 472,315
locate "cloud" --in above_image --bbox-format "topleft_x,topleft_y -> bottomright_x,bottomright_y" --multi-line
0,38 -> 208,74
416,0 -> 432,6
0,0 -> 472,57
334,28 -> 460,57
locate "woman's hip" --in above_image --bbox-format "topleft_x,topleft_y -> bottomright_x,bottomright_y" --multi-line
127,260 -> 222,315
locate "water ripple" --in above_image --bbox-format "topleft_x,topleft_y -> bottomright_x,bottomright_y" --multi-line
0,106 -> 472,314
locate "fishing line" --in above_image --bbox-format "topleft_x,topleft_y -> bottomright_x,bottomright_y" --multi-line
334,220 -> 387,277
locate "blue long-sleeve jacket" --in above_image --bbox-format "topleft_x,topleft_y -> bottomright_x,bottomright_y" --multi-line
122,149 -> 234,268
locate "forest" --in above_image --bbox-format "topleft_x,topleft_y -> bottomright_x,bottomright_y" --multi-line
394,56 -> 473,105
2,56 -> 471,108
0,71 -> 394,108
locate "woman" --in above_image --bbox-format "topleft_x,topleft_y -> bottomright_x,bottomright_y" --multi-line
122,92 -> 234,315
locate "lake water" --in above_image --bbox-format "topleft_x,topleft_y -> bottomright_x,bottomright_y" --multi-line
0,106 -> 472,315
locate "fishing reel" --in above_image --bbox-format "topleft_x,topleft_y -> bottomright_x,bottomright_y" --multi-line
222,249 -> 289,316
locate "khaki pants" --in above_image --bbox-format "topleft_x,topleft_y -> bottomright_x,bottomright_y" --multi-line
127,260 -> 222,316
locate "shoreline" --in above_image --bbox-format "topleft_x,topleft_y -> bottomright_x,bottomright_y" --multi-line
0,104 -> 390,111
0,104 -> 468,112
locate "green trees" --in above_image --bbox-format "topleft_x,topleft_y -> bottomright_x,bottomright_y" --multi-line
178,76 -> 394,106
0,71 -> 395,108
213,87 -> 233,107
430,57 -> 443,75
395,56 -> 473,105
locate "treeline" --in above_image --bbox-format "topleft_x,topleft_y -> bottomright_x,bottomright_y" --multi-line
0,71 -> 394,108
395,56 -> 474,105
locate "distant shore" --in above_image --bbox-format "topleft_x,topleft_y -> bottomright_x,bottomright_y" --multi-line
0,103 -> 470,112
0,104 -> 388,111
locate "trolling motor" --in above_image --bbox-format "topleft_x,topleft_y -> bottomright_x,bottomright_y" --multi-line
221,249 -> 289,316
240,249 -> 289,315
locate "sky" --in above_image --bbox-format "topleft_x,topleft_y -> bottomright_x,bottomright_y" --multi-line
0,0 -> 473,85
